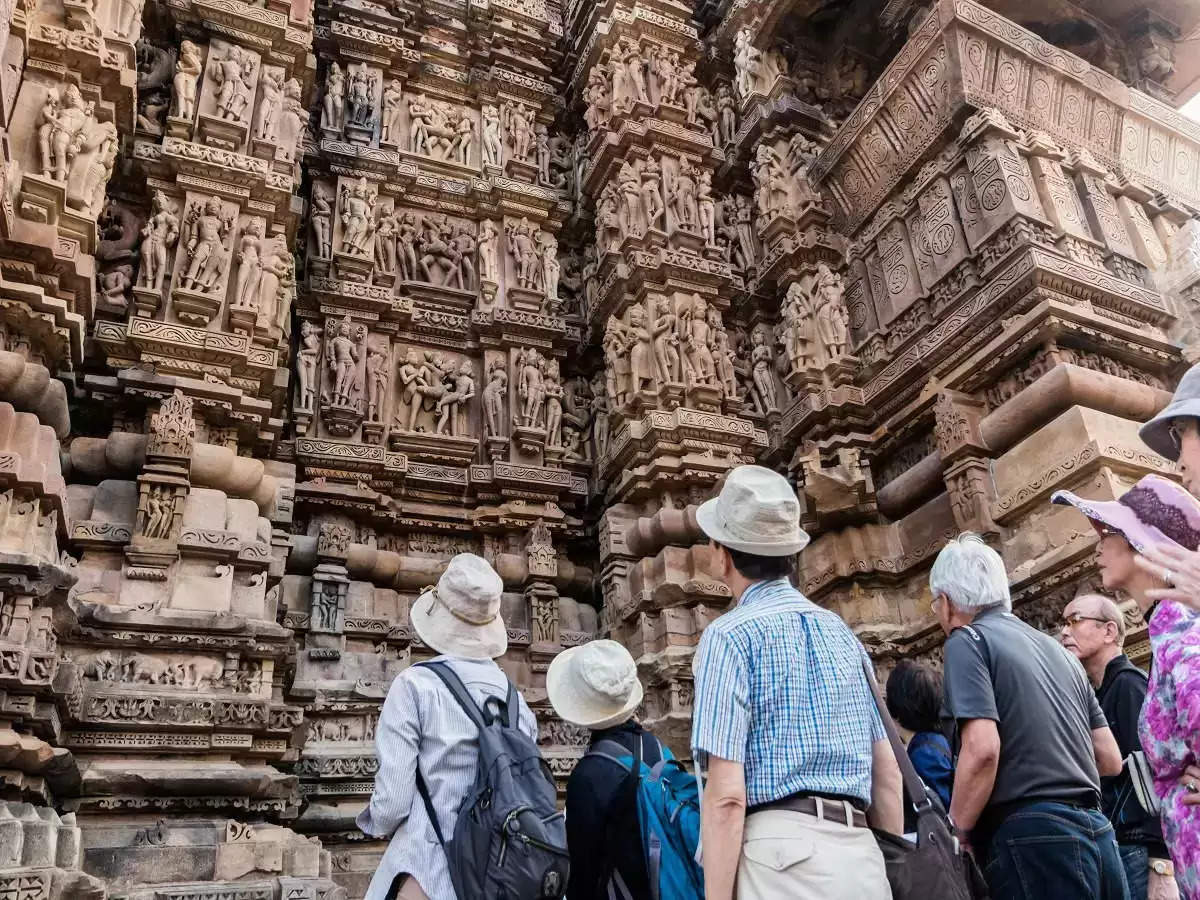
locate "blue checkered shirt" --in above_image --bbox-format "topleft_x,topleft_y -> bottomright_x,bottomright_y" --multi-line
691,577 -> 885,807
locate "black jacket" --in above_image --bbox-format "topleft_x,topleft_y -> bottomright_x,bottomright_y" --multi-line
565,721 -> 663,900
1095,654 -> 1167,855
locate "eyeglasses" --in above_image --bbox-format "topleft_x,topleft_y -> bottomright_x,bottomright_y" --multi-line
1169,419 -> 1197,452
1060,613 -> 1113,629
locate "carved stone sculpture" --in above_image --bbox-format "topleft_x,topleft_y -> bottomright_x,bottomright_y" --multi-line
482,104 -> 503,166
716,82 -> 737,145
374,210 -> 398,274
783,280 -> 814,371
311,183 -> 333,259
436,361 -> 475,436
212,44 -> 254,123
672,156 -> 698,230
256,237 -> 291,330
750,328 -> 778,413
482,362 -> 507,437
543,359 -> 564,448
813,263 -> 849,360
396,212 -> 419,281
179,196 -> 231,294
297,320 -> 322,411
114,0 -> 144,38
628,304 -> 655,394
709,308 -> 738,399
346,63 -> 375,128
339,178 -> 375,256
365,347 -> 387,422
451,109 -> 474,165
139,190 -> 179,290
617,161 -> 643,239
233,220 -> 264,308
697,170 -> 716,245
516,347 -> 547,429
603,316 -> 632,406
681,294 -> 716,385
652,297 -> 681,384
171,40 -> 203,120
253,69 -> 284,141
277,78 -> 305,162
539,233 -> 560,309
325,317 -> 363,408
503,100 -> 535,163
641,158 -> 664,232
507,218 -> 539,289
136,42 -> 175,132
322,62 -> 344,132
752,144 -> 790,218
38,84 -> 94,182
381,80 -> 403,144
478,219 -> 499,282
583,67 -> 611,131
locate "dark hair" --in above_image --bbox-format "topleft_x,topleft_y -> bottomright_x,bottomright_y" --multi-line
885,660 -> 944,734
720,544 -> 795,581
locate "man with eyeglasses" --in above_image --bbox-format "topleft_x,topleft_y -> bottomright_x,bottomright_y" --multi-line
1060,594 -> 1175,900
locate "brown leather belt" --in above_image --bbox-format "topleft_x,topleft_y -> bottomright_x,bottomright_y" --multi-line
749,794 -> 869,829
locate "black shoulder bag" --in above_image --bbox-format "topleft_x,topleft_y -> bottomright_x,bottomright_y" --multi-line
860,656 -> 989,900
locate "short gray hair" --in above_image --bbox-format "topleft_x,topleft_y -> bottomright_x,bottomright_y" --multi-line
1072,593 -> 1127,646
929,533 -> 1012,613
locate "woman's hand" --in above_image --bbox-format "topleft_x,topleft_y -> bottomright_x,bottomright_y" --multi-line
1134,545 -> 1200,613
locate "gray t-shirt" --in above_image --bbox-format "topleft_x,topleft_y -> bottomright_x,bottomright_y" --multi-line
942,608 -> 1106,813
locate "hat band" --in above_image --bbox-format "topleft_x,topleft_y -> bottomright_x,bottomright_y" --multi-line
426,586 -> 498,627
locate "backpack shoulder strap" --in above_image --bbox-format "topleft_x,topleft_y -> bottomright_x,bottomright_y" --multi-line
588,738 -> 636,771
859,655 -> 933,811
505,678 -> 518,729
417,660 -> 487,731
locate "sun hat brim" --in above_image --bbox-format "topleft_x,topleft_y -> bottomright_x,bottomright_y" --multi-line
1051,490 -> 1158,553
1138,399 -> 1200,462
695,496 -> 810,557
546,644 -> 644,730
410,587 -> 507,660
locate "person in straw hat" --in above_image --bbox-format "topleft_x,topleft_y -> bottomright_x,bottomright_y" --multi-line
547,639 -> 664,900
690,464 -> 901,900
357,553 -> 537,900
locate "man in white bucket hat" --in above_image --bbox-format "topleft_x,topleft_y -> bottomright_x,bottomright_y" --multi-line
358,553 -> 537,900
691,465 -> 902,900
547,639 -> 665,900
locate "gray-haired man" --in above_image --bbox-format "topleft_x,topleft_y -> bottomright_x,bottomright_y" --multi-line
931,533 -> 1126,900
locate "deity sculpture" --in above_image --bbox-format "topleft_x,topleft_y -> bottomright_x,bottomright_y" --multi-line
590,373 -> 610,458
394,349 -> 424,431
212,44 -> 254,122
596,185 -> 622,253
543,359 -> 564,448
374,209 -> 398,273
139,190 -> 179,291
326,317 -> 362,408
257,237 -> 291,331
346,63 -> 375,128
733,27 -> 766,99
436,361 -> 475,436
296,321 -> 321,412
517,348 -> 546,428
752,144 -> 790,218
652,297 -> 681,384
322,62 -> 344,132
535,124 -> 551,184
478,219 -> 499,283
749,328 -> 778,413
617,161 -> 643,239
277,78 -> 305,163
396,212 -> 419,281
114,0 -> 144,38
672,156 -> 698,230
733,194 -> 757,265
813,263 -> 849,360
603,317 -> 631,406
311,183 -> 333,259
38,84 -> 94,183
179,196 -> 231,293
451,110 -> 475,165
680,294 -> 715,385
583,67 -> 611,131
233,220 -> 264,308
659,49 -> 682,105
640,158 -> 665,232
502,101 -> 535,163
716,83 -> 737,145
623,37 -> 649,105
253,69 -> 284,141
171,41 -> 203,121
482,362 -> 507,438
365,347 -> 387,422
628,305 -> 656,394
70,120 -> 118,214
783,280 -> 814,371
418,215 -> 457,285
708,308 -> 737,399
381,80 -> 403,144
481,104 -> 503,166
339,178 -> 376,256
693,84 -> 719,144
507,218 -> 539,289
539,233 -> 560,309
408,94 -> 431,155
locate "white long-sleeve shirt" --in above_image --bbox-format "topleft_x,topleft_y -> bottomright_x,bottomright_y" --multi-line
356,656 -> 537,900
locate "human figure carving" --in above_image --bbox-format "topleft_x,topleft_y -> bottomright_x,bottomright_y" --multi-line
339,178 -> 375,256
40,84 -> 94,182
180,196 -> 231,293
640,158 -> 665,232
628,305 -> 655,394
507,218 -> 539,289
590,373 -> 610,457
603,317 -> 631,407
311,183 -> 333,259
673,156 -> 698,229
543,358 -> 564,448
257,237 -> 291,331
114,0 -> 144,38
750,328 -> 778,413
171,41 -> 202,121
783,280 -> 814,371
277,78 -> 305,162
535,124 -> 551,184
481,104 -> 503,166
617,161 -> 643,238
596,185 -> 621,253
233,219 -> 264,308
813,263 -> 849,361
681,294 -> 716,385
374,209 -> 398,274
212,44 -> 254,123
326,317 -> 361,407
396,212 -> 418,281
139,190 -> 179,290
624,37 -> 649,104
450,109 -> 474,165
482,362 -> 507,438
381,80 -> 403,144
709,308 -> 737,399
539,233 -> 560,310
436,361 -> 475,436
502,101 -> 534,163
478,219 -> 499,283
322,62 -> 344,132
253,68 -> 284,141
297,320 -> 322,411
453,224 -> 477,290
517,348 -> 546,428
346,63 -> 375,128
365,346 -> 387,422
716,82 -> 737,145
583,66 -> 611,130
394,349 -> 424,431
697,170 -> 716,245
652,297 -> 681,383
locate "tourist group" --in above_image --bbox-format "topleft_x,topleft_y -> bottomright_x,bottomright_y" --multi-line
353,365 -> 1200,900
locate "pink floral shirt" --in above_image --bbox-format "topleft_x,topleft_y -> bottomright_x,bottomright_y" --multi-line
1139,600 -> 1200,898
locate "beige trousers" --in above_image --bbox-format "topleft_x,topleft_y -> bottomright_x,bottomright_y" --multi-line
736,806 -> 891,900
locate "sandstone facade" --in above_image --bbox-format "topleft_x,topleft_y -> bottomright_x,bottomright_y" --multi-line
0,0 -> 1197,894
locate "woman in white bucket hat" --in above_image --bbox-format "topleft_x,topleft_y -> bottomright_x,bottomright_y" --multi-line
548,639 -> 666,900
358,554 -> 537,900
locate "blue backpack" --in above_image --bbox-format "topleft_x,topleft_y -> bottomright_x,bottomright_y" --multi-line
587,735 -> 704,900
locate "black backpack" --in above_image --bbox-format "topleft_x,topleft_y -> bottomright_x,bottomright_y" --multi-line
414,661 -> 569,899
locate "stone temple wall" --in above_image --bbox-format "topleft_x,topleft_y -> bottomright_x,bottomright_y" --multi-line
0,0 -> 1197,894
